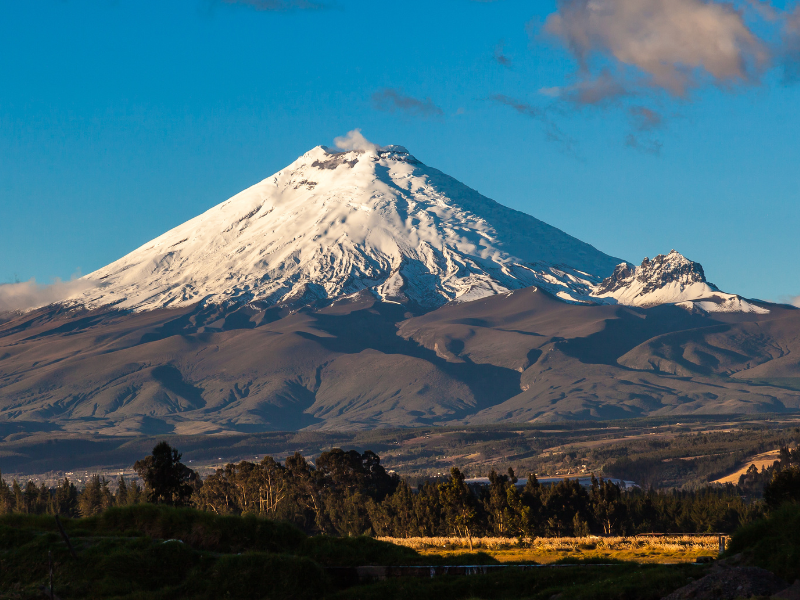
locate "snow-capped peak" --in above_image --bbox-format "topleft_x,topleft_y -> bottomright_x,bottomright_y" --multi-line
76,143 -> 622,312
596,250 -> 708,296
593,250 -> 768,314
69,141 -> 764,316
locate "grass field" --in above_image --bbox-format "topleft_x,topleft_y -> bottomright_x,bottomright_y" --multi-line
378,535 -> 720,564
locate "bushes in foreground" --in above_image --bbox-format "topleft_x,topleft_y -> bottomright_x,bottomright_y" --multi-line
726,502 -> 800,582
0,505 -> 709,600
327,563 -> 705,600
0,505 -> 409,599
0,504 -> 433,568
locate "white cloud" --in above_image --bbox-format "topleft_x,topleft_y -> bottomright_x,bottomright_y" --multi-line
529,0 -> 800,152
775,293 -> 800,306
333,129 -> 380,154
543,0 -> 770,98
0,278 -> 96,313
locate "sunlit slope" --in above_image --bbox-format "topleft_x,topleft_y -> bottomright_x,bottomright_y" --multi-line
79,146 -> 621,312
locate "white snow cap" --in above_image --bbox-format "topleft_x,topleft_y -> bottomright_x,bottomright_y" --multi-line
74,139 -> 621,312
70,143 -> 761,315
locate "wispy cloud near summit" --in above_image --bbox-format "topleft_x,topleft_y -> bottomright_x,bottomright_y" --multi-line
0,278 -> 97,313
333,129 -> 379,153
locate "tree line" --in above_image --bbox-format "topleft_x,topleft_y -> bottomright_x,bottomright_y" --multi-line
0,473 -> 144,517
192,453 -> 761,539
2,441 -> 798,538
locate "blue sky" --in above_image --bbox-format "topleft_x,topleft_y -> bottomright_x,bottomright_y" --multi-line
1,0 -> 799,303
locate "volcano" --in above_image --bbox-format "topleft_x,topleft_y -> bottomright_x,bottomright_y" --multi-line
0,143 -> 796,435
76,145 -> 621,312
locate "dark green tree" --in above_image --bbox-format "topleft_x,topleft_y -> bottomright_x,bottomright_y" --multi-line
591,476 -> 626,535
134,442 -> 199,506
116,476 -> 129,506
439,467 -> 479,549
23,481 -> 37,514
36,483 -> 50,514
764,467 -> 800,510
79,475 -> 105,517
54,478 -> 78,516
483,469 -> 514,535
126,478 -> 144,505
316,448 -> 398,501
11,480 -> 23,513
284,452 -> 326,532
0,472 -> 13,514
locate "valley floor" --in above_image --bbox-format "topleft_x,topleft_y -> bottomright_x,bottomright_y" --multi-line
4,416 -> 798,491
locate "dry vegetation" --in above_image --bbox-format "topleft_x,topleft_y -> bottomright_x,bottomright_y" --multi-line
711,448 -> 782,484
378,535 -> 720,564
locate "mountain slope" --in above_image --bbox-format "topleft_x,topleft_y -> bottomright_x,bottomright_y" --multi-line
77,145 -> 621,312
0,288 -> 797,434
0,143 -> 789,434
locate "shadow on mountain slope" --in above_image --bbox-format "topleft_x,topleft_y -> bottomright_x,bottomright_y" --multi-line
1,291 -> 799,433
558,304 -> 720,367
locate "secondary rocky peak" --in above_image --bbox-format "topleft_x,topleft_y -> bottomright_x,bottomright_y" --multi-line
596,263 -> 635,295
593,250 -> 767,314
597,250 -> 710,296
639,251 -> 709,292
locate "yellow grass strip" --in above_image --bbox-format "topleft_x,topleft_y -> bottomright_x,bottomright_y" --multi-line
378,535 -> 719,564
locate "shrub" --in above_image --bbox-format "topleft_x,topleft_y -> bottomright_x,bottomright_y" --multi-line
300,535 -> 421,566
207,553 -> 328,600
0,524 -> 35,548
726,503 -> 800,582
84,504 -> 307,553
76,536 -> 202,597
764,466 -> 800,510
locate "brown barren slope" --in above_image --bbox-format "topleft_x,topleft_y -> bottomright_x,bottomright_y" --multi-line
1,288 -> 799,434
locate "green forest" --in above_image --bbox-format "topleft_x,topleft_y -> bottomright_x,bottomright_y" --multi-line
3,441 -> 799,539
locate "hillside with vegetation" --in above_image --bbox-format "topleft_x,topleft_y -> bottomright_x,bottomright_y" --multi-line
0,443 -> 767,538
1,438 -> 799,599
